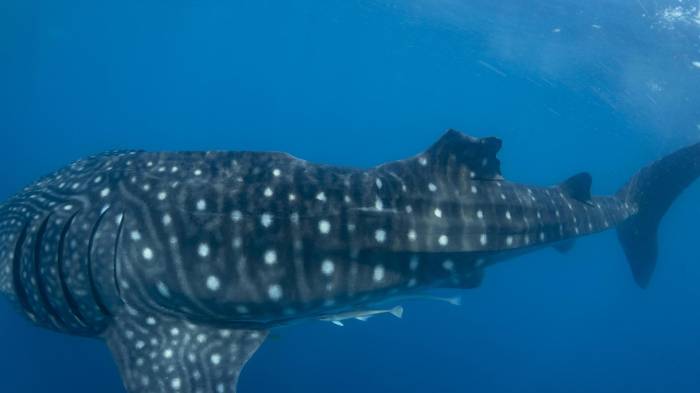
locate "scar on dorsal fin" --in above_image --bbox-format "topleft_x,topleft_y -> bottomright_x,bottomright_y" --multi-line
559,172 -> 593,204
105,310 -> 267,393
422,129 -> 504,180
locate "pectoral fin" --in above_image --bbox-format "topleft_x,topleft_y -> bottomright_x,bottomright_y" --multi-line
104,310 -> 267,393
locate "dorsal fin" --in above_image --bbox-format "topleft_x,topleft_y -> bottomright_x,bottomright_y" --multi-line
559,172 -> 593,203
423,129 -> 503,180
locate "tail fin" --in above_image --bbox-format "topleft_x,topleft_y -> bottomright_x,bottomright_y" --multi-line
390,306 -> 404,319
617,141 -> 700,288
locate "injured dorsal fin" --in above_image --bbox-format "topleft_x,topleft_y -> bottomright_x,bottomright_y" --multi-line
560,172 -> 593,203
420,129 -> 503,180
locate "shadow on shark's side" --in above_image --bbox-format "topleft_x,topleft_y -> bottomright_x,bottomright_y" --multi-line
0,130 -> 698,392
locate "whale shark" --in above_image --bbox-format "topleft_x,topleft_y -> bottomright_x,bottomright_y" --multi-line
0,129 -> 698,393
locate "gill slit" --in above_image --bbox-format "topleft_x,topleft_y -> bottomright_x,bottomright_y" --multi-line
33,213 -> 67,329
57,211 -> 89,329
11,225 -> 32,318
113,211 -> 126,303
87,207 -> 113,317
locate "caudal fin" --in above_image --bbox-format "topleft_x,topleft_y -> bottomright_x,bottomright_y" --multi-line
617,141 -> 700,288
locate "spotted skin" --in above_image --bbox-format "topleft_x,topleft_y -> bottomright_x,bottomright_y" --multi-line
0,130 -> 697,393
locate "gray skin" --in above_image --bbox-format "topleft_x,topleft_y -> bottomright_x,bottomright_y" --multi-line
0,130 -> 682,393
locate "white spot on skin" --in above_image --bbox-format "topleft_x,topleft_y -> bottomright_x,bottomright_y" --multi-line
231,210 -> 242,222
407,230 -> 417,242
206,276 -> 220,291
434,208 -> 443,218
131,231 -> 142,241
261,213 -> 273,227
442,260 -> 454,271
318,220 -> 331,234
194,169 -> 202,176
316,192 -> 327,202
211,353 -> 222,365
506,236 -> 514,246
418,157 -> 428,166
375,229 -> 387,243
157,282 -> 170,297
476,210 -> 484,219
471,185 -> 478,194
438,235 -> 449,246
409,256 -> 419,270
273,168 -> 282,177
268,285 -> 283,301
171,378 -> 181,390
198,243 -> 210,258
428,183 -> 437,192
100,188 -> 110,198
162,214 -> 172,226
264,187 -> 274,197
505,211 -> 512,220
321,259 -> 335,276
480,234 -> 488,246
264,250 -> 277,265
163,349 -> 173,359
157,191 -> 167,200
375,198 -> 383,210
376,178 -> 383,189
196,199 -> 207,211
373,265 -> 385,282
142,248 -> 154,260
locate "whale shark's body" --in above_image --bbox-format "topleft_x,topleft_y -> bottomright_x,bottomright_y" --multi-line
1,130 -> 698,393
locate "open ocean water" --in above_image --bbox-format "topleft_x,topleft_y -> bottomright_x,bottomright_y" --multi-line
1,1 -> 700,392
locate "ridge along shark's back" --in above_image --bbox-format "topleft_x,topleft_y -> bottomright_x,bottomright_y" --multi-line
0,130 -> 698,393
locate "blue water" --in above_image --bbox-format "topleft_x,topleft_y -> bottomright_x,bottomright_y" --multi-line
2,1 -> 700,392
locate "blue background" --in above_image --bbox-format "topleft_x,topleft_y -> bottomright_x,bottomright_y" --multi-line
1,0 -> 700,392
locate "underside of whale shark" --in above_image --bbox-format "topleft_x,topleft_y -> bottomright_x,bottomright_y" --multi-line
0,130 -> 698,392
